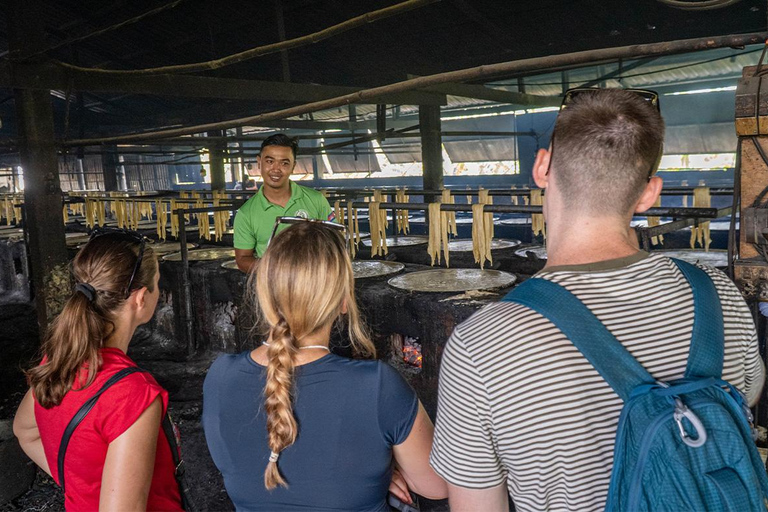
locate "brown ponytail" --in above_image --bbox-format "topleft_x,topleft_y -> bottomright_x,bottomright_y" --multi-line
27,234 -> 157,408
254,222 -> 375,489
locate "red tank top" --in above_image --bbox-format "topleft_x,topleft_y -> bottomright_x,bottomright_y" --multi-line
35,348 -> 182,511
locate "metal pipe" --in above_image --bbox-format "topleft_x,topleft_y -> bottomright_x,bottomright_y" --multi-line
348,201 -> 722,218
175,208 -> 195,356
636,207 -> 732,239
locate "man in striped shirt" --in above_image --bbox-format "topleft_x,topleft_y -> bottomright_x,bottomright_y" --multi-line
429,89 -> 764,511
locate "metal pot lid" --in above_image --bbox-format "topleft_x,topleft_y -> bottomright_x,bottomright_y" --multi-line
221,259 -> 239,270
148,242 -> 197,255
447,239 -> 521,252
388,268 -> 516,293
162,247 -> 235,261
352,260 -> 405,279
514,245 -> 547,259
361,235 -> 429,247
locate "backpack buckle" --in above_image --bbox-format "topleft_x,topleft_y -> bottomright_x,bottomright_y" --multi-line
673,399 -> 707,448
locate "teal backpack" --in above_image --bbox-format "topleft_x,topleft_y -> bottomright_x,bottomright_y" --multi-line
503,259 -> 768,511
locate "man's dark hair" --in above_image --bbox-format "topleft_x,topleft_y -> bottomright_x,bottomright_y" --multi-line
551,89 -> 665,215
261,133 -> 299,159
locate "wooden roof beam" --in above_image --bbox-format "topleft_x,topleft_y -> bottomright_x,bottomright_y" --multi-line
407,76 -> 560,106
0,61 -> 447,106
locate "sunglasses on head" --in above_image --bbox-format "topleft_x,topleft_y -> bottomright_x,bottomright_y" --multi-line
268,216 -> 346,246
89,226 -> 147,299
549,87 -> 662,180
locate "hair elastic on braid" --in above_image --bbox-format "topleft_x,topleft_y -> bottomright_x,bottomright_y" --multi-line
269,451 -> 280,462
75,283 -> 96,302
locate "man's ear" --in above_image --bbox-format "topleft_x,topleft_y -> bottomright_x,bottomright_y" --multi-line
634,176 -> 663,214
532,148 -> 551,189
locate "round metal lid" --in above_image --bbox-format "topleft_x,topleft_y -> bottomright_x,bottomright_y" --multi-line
498,217 -> 532,226
515,245 -> 547,259
221,259 -> 239,270
654,249 -> 727,268
65,233 -> 91,246
361,235 -> 429,247
0,229 -> 23,240
447,239 -> 521,252
149,242 -> 196,256
162,247 -> 235,262
410,216 -> 499,225
388,268 -> 516,293
352,260 -> 405,279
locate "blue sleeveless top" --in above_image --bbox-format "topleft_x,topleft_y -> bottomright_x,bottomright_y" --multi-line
202,351 -> 419,511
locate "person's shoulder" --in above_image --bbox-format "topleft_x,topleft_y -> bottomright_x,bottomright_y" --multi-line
455,299 -> 538,346
297,184 -> 327,202
319,354 -> 392,384
236,193 -> 263,214
296,184 -> 329,206
206,351 -> 251,380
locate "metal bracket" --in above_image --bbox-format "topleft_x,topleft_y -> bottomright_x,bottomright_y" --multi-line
743,207 -> 768,245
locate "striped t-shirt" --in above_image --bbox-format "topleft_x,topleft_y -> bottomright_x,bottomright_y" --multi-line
430,252 -> 763,512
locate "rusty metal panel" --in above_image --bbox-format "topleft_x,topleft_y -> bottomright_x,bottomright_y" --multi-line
743,207 -> 768,245
739,138 -> 768,258
734,259 -> 768,301
735,66 -> 768,136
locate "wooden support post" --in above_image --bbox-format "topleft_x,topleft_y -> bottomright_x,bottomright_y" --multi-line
10,0 -> 69,331
274,0 -> 291,83
419,104 -> 443,199
101,145 -> 119,192
209,130 -> 226,190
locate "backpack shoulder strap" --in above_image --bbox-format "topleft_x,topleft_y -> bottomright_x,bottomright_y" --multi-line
58,366 -> 147,492
670,258 -> 724,379
502,278 -> 654,402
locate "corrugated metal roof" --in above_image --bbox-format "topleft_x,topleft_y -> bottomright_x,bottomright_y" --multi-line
664,122 -> 736,154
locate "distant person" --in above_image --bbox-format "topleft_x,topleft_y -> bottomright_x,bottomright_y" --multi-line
233,134 -> 333,272
13,230 -> 183,511
204,221 -> 447,510
430,89 -> 765,511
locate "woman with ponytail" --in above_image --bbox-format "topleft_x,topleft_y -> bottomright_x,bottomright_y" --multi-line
203,221 -> 446,511
13,230 -> 183,511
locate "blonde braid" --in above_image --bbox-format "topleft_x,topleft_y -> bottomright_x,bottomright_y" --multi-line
263,317 -> 299,490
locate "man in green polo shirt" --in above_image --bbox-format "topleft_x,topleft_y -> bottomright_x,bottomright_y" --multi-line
233,133 -> 333,272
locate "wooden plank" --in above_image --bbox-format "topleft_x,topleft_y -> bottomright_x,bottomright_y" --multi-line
420,104 -> 443,196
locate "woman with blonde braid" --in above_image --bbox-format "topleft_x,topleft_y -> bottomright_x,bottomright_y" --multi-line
203,222 -> 446,511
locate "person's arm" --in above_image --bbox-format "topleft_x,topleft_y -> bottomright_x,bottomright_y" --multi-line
99,397 -> 162,511
13,389 -> 51,476
233,206 -> 258,273
392,402 -> 448,500
234,248 -> 259,273
448,482 -> 509,512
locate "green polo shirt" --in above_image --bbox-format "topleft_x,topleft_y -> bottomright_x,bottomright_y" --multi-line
233,182 -> 333,257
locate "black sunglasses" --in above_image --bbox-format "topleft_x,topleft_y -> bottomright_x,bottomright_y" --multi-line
89,226 -> 147,299
268,216 -> 346,246
548,87 -> 662,180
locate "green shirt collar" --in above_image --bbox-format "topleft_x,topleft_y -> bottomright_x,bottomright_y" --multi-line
256,180 -> 303,210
